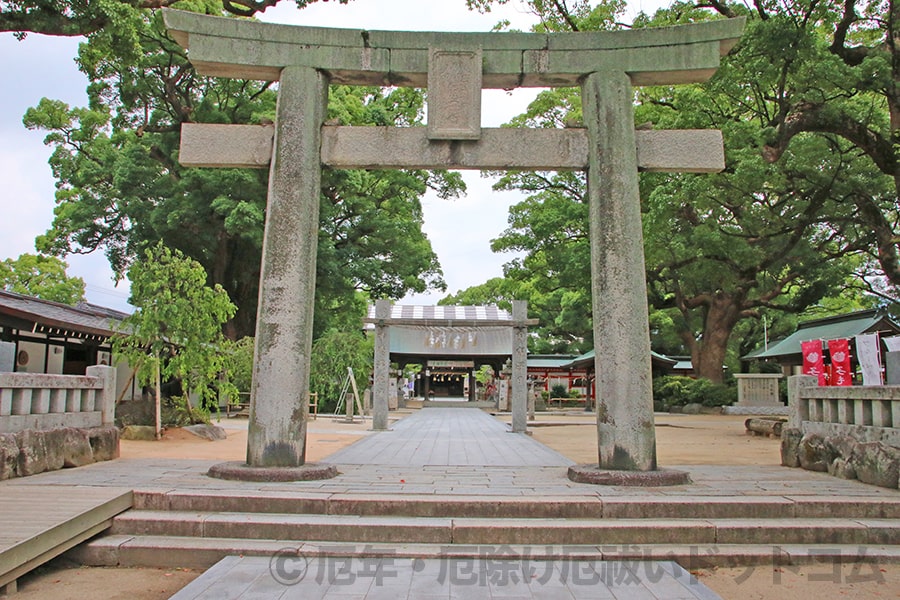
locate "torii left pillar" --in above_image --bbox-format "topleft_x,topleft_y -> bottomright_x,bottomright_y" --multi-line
209,66 -> 337,480
246,66 -> 322,468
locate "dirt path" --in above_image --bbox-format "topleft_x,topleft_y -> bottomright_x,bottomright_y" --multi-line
118,415 -> 374,462
10,410 -> 898,600
528,412 -> 782,466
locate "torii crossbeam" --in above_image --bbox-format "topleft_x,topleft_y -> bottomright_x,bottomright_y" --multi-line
163,9 -> 744,480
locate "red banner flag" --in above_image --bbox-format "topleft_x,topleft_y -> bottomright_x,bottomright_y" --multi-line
801,340 -> 826,385
828,338 -> 852,386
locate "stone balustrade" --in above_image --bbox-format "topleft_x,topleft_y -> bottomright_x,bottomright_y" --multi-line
0,366 -> 116,434
787,374 -> 900,447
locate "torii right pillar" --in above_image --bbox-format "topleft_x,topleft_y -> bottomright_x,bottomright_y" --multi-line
574,71 -> 688,484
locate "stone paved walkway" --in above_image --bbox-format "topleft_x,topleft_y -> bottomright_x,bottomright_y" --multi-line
170,554 -> 723,600
326,408 -> 574,466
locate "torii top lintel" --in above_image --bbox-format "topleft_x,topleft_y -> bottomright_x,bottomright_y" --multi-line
162,9 -> 745,88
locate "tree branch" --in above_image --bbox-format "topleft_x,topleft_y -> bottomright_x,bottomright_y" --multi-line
752,0 -> 769,20
854,194 -> 900,287
549,0 -> 579,31
221,0 -> 281,17
763,102 -> 898,178
696,1 -> 737,19
829,0 -> 870,66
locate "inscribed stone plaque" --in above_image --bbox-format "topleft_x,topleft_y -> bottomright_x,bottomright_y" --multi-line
427,48 -> 482,140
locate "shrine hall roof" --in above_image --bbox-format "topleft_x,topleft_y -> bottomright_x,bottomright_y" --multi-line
0,289 -> 128,340
743,309 -> 900,361
366,305 -> 512,323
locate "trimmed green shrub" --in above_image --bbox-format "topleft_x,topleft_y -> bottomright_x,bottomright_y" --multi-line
652,375 -> 737,410
550,384 -> 568,398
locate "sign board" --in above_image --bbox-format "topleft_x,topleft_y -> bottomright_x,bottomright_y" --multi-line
428,360 -> 475,369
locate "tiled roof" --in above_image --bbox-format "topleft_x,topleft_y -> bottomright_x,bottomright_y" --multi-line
563,349 -> 678,369
528,355 -> 579,369
0,290 -> 126,338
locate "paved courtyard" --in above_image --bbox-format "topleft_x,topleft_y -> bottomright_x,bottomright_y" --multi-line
4,408 -> 898,599
7,408 -> 896,500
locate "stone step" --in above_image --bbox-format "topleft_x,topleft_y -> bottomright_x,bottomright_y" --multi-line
132,490 -> 900,520
70,535 -> 900,571
106,510 -> 900,547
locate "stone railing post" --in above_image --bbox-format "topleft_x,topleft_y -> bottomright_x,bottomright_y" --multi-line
787,374 -> 816,430
86,365 -> 117,426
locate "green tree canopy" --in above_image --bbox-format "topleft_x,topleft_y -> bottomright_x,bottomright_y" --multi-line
0,0 -> 349,37
0,253 -> 86,305
220,335 -> 255,394
308,328 -> 373,413
25,4 -> 462,339
695,0 -> 899,295
467,0 -> 887,381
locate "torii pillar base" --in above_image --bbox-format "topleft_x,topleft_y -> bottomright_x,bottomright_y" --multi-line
567,464 -> 690,486
208,461 -> 338,482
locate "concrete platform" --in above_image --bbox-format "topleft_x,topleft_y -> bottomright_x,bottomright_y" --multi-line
170,554 -> 725,600
10,458 -> 900,500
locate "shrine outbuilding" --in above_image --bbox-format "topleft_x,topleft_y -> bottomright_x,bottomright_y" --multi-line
365,304 -> 521,406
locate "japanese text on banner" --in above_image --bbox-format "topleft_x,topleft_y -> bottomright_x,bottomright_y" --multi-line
855,333 -> 882,386
801,340 -> 825,385
827,338 -> 852,386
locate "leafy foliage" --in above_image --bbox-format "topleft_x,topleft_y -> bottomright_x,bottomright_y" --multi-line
0,0 -> 350,37
693,0 -> 899,295
457,0 -> 891,381
308,328 -> 373,413
112,242 -> 237,419
652,375 -> 736,410
550,383 -> 568,398
0,253 -> 86,305
220,335 -> 255,394
466,0 -> 625,32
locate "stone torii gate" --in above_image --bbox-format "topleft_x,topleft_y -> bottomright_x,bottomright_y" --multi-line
163,9 -> 744,480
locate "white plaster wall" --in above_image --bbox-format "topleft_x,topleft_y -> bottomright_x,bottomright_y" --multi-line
15,340 -> 45,373
46,344 -> 64,374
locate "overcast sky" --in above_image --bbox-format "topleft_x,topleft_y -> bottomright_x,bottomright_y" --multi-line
0,0 -> 666,313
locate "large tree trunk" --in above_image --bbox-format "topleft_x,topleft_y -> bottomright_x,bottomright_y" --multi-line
211,232 -> 259,340
693,293 -> 742,384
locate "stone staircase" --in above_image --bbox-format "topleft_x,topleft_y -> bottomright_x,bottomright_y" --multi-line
70,490 -> 900,570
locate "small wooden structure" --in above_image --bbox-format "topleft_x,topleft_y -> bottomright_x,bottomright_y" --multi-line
0,486 -> 132,594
